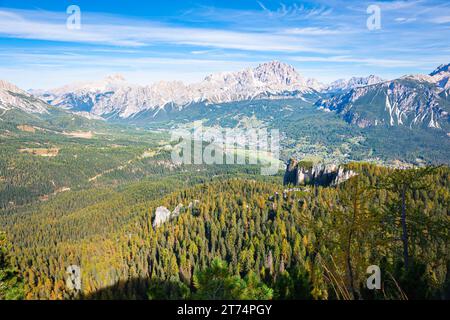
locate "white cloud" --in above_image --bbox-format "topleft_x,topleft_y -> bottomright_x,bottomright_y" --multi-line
256,1 -> 333,19
378,0 -> 424,11
281,27 -> 347,35
0,8 -> 340,54
394,17 -> 417,23
431,16 -> 450,24
290,55 -> 446,68
1,2 -> 449,89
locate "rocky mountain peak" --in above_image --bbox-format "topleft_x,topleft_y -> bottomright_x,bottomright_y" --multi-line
0,80 -> 22,93
366,75 -> 384,84
429,63 -> 450,90
0,79 -> 49,114
103,74 -> 127,83
317,63 -> 450,130
326,75 -> 384,93
430,63 -> 450,77
254,61 -> 304,86
32,61 -> 324,118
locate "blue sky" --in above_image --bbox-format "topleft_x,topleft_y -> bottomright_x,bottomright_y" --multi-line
0,0 -> 450,89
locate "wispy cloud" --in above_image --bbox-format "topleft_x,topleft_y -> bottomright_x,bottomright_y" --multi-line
290,55 -> 446,68
431,15 -> 450,23
257,1 -> 333,19
281,27 -> 349,35
394,17 -> 418,23
377,0 -> 424,11
0,1 -> 450,88
0,8 -> 341,54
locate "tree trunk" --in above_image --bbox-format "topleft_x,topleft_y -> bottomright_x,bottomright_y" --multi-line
346,238 -> 356,299
346,182 -> 358,300
400,184 -> 409,271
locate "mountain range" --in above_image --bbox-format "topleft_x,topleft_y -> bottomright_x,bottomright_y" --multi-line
316,64 -> 450,129
0,80 -> 48,115
1,61 -> 450,132
34,61 -> 323,119
324,75 -> 384,94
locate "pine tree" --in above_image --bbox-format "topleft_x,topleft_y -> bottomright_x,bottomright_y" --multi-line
0,231 -> 24,300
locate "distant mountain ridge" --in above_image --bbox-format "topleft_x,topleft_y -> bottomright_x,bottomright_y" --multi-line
34,61 -> 324,119
316,63 -> 450,130
2,62 -> 450,168
0,80 -> 106,132
325,75 -> 385,93
2,61 -> 450,133
0,80 -> 49,115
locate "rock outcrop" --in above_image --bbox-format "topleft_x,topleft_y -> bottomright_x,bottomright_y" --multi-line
284,158 -> 300,186
152,206 -> 172,228
152,203 -> 185,228
283,159 -> 357,187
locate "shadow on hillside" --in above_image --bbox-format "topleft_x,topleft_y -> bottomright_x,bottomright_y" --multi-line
79,277 -> 190,300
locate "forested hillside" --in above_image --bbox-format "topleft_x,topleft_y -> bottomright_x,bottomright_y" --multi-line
1,163 -> 449,300
2,0 -> 450,305
0,231 -> 23,299
1,102 -> 449,300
